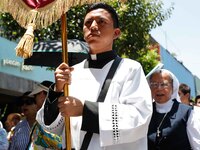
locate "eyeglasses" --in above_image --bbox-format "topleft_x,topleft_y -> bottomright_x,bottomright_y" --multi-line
150,82 -> 171,89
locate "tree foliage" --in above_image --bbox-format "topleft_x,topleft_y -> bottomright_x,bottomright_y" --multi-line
0,0 -> 173,75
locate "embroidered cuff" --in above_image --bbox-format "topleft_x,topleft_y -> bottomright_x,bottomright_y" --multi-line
112,104 -> 120,143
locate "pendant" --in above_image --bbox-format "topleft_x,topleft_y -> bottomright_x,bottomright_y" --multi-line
157,128 -> 161,137
156,113 -> 168,138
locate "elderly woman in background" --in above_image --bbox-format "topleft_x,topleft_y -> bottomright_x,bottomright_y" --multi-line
147,69 -> 199,150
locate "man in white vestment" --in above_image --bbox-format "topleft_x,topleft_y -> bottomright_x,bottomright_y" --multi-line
37,2 -> 152,150
187,106 -> 200,149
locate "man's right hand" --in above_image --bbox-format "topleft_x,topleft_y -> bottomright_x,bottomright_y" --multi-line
54,63 -> 74,92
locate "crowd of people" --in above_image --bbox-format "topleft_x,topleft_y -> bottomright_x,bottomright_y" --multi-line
0,2 -> 200,150
0,80 -> 62,150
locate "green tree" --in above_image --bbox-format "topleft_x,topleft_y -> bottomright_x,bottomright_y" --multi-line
109,0 -> 173,74
0,0 -> 173,74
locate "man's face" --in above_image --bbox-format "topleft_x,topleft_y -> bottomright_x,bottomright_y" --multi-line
5,115 -> 13,131
178,90 -> 190,105
34,91 -> 46,110
196,98 -> 200,107
21,99 -> 37,118
83,8 -> 120,54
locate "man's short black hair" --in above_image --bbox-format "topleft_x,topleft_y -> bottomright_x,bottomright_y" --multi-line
195,95 -> 200,104
40,80 -> 53,88
179,83 -> 191,95
86,2 -> 119,28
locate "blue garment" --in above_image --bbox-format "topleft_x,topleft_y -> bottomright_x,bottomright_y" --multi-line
0,127 -> 9,150
9,119 -> 31,150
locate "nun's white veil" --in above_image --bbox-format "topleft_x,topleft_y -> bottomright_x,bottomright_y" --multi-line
161,69 -> 181,102
148,69 -> 181,102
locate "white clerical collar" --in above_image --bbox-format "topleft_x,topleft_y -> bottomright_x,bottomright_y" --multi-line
155,99 -> 174,113
90,54 -> 97,60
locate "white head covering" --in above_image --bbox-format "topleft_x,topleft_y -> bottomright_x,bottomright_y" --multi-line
148,69 -> 181,113
29,80 -> 53,96
161,69 -> 181,102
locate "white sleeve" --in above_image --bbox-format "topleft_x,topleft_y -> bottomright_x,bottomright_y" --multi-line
99,61 -> 152,146
36,103 -> 65,136
0,121 -> 3,128
187,106 -> 200,150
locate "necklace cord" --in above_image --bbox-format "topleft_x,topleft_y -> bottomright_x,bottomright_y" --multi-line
156,113 -> 168,137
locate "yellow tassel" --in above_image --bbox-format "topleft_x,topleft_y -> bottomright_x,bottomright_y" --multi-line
16,23 -> 36,59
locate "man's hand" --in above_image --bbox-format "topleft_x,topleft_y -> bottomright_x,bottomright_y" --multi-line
54,63 -> 74,92
58,96 -> 84,117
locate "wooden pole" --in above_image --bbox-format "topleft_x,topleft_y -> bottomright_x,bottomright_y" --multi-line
61,13 -> 71,150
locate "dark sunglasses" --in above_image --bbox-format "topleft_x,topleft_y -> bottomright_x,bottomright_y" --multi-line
18,97 -> 36,106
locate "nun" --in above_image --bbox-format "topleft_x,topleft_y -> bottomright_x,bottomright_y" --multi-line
147,69 -> 199,150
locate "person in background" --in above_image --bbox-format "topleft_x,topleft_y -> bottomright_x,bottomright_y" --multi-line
5,113 -> 22,142
194,95 -> 200,107
0,121 -> 9,150
27,80 -> 62,150
178,83 -> 192,105
29,80 -> 53,110
148,69 -> 199,150
37,2 -> 152,150
9,91 -> 37,150
187,102 -> 200,147
189,99 -> 195,106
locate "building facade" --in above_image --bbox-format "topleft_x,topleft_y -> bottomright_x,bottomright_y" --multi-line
0,37 -> 54,123
158,44 -> 199,99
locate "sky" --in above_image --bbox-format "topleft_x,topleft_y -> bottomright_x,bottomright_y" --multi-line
150,0 -> 200,78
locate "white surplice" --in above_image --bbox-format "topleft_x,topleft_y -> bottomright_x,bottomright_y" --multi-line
37,58 -> 152,150
187,106 -> 200,150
